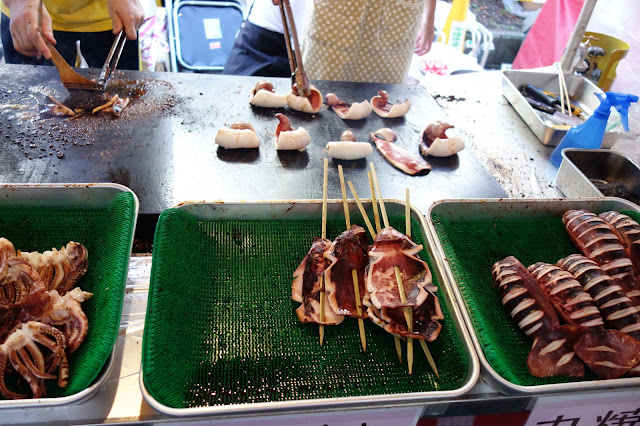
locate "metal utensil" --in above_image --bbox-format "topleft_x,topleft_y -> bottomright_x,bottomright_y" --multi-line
278,0 -> 310,97
98,30 -> 126,89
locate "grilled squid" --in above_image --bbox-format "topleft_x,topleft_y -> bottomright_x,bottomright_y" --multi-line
492,256 -> 584,377
599,211 -> 640,276
371,128 -> 431,175
325,93 -> 372,120
249,80 -> 288,108
367,294 -> 443,341
286,85 -> 323,114
563,209 -> 640,309
558,254 -> 640,341
274,113 -> 310,151
292,238 -> 344,325
325,130 -> 373,160
214,122 -> 261,149
529,261 -> 640,379
371,91 -> 411,118
419,121 -> 465,157
324,225 -> 369,319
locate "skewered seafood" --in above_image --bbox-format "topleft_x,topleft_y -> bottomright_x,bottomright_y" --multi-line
492,256 -> 584,377
600,211 -> 640,276
249,80 -> 288,108
325,93 -> 372,120
214,122 -> 261,149
370,128 -> 431,176
287,85 -> 323,114
18,242 -> 88,296
419,121 -> 465,157
558,254 -> 640,341
365,227 -> 432,309
370,91 -> 411,118
324,225 -> 369,318
292,238 -> 344,325
563,209 -> 640,308
274,113 -> 311,151
325,130 -> 373,160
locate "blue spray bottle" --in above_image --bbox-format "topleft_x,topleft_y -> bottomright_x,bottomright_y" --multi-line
550,92 -> 638,167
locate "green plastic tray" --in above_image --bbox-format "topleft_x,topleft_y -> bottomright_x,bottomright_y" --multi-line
428,198 -> 640,394
0,184 -> 137,404
142,201 -> 475,415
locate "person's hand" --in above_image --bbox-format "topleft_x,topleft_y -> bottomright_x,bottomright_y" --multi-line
107,0 -> 145,40
414,0 -> 436,56
272,0 -> 281,4
5,0 -> 55,59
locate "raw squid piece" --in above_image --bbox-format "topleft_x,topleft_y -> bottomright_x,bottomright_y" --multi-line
563,209 -> 640,308
287,85 -> 323,114
215,122 -> 261,149
274,113 -> 310,151
371,91 -> 411,118
365,227 -> 434,309
326,130 -> 372,160
558,254 -> 640,341
292,238 -> 344,325
419,121 -> 465,157
325,93 -> 372,120
249,80 -> 288,108
324,225 -> 369,319
370,128 -> 430,175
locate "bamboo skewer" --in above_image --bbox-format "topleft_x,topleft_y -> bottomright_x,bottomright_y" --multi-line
366,167 -> 401,362
319,158 -> 329,346
338,166 -> 367,352
347,181 -> 377,240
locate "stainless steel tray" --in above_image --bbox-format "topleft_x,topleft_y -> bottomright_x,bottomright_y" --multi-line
426,197 -> 640,395
140,200 -> 479,417
0,183 -> 139,408
556,148 -> 640,204
502,70 -> 606,146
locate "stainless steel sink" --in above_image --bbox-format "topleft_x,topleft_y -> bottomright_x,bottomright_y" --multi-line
555,148 -> 640,205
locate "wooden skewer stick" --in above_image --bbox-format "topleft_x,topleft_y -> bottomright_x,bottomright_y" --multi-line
367,165 -> 401,361
405,187 -> 439,378
367,171 -> 381,234
347,181 -> 376,240
338,166 -> 367,352
338,165 -> 351,228
394,266 -> 414,374
319,158 -> 329,346
369,163 -> 389,228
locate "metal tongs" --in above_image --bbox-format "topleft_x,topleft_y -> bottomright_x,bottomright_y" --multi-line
278,0 -> 310,97
98,30 -> 126,89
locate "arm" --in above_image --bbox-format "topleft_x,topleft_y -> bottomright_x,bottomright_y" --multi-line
414,0 -> 436,56
107,0 -> 145,40
3,0 -> 54,59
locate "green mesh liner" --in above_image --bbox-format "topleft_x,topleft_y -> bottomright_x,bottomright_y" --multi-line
0,191 -> 136,399
143,209 -> 469,409
430,209 -> 640,387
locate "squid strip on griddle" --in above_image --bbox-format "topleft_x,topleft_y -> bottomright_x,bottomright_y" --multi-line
492,256 -> 584,378
324,225 -> 369,319
292,237 -> 344,325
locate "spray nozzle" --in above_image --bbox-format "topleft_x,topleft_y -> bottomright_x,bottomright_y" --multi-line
599,92 -> 639,131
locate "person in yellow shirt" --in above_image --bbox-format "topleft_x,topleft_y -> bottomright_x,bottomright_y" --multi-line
1,0 -> 144,69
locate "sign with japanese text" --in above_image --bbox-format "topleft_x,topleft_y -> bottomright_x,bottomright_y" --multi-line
526,392 -> 640,426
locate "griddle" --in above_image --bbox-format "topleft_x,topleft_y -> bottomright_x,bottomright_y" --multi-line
0,64 -> 505,217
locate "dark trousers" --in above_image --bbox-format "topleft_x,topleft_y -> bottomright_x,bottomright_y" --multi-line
1,13 -> 139,70
222,21 -> 290,77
